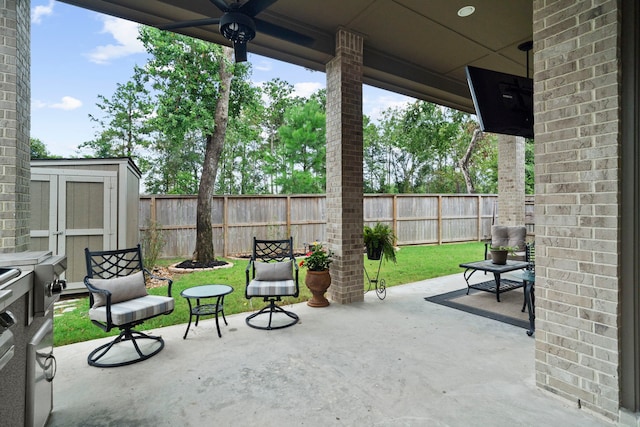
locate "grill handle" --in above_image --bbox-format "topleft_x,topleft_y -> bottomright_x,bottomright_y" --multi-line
0,311 -> 15,333
45,279 -> 67,298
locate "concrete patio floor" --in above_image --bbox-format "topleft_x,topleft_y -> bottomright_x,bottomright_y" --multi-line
48,273 -> 612,427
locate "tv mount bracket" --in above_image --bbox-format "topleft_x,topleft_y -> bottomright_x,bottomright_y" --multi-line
518,41 -> 533,79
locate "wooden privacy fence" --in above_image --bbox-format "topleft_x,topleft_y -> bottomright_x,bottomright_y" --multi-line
139,194 -> 535,258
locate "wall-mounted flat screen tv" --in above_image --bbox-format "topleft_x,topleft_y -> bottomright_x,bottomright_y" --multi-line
465,65 -> 534,139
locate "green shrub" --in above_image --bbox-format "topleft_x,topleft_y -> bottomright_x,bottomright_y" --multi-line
141,219 -> 165,268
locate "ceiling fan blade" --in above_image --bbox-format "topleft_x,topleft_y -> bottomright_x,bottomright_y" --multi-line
159,17 -> 220,31
208,0 -> 231,13
233,41 -> 248,62
254,18 -> 314,46
239,0 -> 279,17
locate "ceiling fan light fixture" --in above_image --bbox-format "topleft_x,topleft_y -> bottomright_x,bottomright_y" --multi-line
220,12 -> 256,43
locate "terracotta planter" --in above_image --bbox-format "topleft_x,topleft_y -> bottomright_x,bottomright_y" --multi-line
305,269 -> 331,307
490,249 -> 508,265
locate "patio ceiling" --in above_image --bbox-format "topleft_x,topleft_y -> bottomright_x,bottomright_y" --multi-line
59,0 -> 533,114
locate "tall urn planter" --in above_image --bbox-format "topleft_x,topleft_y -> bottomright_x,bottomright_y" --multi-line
305,269 -> 331,307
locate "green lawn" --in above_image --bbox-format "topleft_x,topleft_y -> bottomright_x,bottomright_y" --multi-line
54,241 -> 484,346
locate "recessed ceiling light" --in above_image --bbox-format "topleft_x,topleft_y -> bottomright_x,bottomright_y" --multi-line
457,6 -> 475,17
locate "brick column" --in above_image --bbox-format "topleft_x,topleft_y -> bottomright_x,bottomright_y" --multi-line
325,29 -> 364,304
0,0 -> 31,252
497,134 -> 526,225
533,0 -> 622,421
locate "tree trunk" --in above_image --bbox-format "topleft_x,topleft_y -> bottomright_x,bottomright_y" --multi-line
459,127 -> 483,193
192,47 -> 234,262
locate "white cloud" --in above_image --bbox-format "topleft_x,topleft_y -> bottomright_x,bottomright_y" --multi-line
252,59 -> 272,72
32,0 -> 55,25
293,82 -> 324,98
50,96 -> 82,110
364,93 -> 413,122
32,99 -> 48,109
32,97 -> 82,110
87,16 -> 145,64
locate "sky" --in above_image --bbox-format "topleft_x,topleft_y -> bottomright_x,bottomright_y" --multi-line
30,1 -> 413,158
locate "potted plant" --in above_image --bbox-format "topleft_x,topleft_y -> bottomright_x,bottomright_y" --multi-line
489,245 -> 518,265
363,223 -> 397,263
299,242 -> 333,307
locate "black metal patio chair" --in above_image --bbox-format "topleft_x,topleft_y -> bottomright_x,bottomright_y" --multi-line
84,244 -> 174,367
245,237 -> 299,330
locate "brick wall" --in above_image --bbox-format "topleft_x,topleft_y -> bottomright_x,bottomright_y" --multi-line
0,0 -> 30,252
497,134 -> 526,225
326,29 -> 365,304
533,0 -> 621,421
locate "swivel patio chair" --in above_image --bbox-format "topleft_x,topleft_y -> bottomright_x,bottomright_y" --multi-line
84,244 -> 174,367
484,225 -> 527,261
245,237 -> 299,330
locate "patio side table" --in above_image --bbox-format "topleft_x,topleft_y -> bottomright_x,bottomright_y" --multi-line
181,284 -> 233,339
459,259 -> 528,302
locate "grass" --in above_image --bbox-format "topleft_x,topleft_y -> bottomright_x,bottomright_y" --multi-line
54,241 -> 484,346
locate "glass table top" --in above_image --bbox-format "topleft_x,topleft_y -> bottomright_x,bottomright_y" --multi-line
181,284 -> 233,299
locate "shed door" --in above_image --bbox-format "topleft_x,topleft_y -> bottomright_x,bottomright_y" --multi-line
30,170 -> 117,284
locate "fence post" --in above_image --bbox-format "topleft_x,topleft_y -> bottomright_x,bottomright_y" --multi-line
437,195 -> 442,245
477,195 -> 482,241
392,194 -> 398,243
223,196 -> 228,257
286,195 -> 292,242
150,195 -> 156,224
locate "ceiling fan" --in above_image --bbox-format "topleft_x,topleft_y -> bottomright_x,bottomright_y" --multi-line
159,0 -> 314,62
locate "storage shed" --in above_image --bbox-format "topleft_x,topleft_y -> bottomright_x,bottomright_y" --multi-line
29,158 -> 141,291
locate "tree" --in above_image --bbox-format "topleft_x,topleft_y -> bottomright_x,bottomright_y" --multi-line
375,100 -> 494,194
525,138 -> 535,194
144,132 -> 204,194
81,75 -> 153,172
217,100 -> 265,194
260,78 -> 301,193
379,102 -> 451,192
363,116 -> 389,193
217,75 -> 264,194
458,127 -> 484,193
193,46 -> 234,262
138,26 -> 245,263
30,137 -> 61,159
276,97 -> 326,193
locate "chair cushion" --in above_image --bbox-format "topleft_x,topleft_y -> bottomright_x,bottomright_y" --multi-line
88,271 -> 148,308
89,295 -> 174,326
491,225 -> 527,258
254,260 -> 293,281
247,279 -> 297,297
491,225 -> 526,251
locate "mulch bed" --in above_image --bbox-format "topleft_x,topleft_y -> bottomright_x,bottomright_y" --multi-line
173,259 -> 229,269
146,259 -> 230,289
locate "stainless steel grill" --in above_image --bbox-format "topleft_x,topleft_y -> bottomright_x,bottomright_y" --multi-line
0,267 -> 20,374
0,251 -> 67,427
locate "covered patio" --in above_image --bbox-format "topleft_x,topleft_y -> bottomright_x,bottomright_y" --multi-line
48,273 -> 609,426
0,0 -> 638,425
